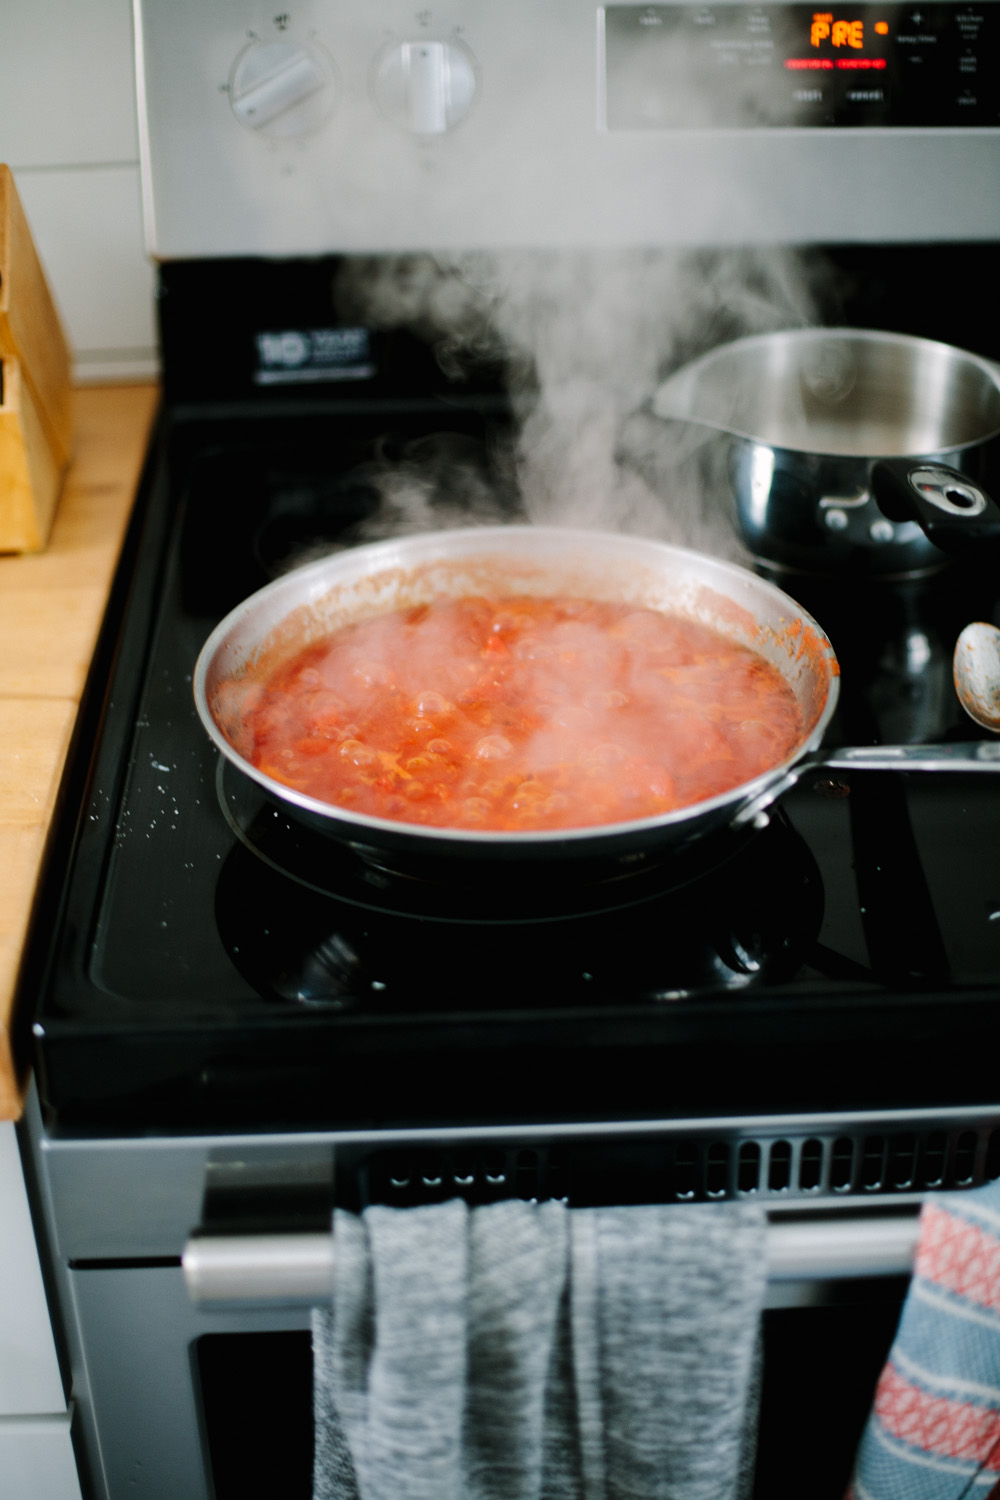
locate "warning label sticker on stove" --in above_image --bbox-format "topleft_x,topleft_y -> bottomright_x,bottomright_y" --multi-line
253,326 -> 375,384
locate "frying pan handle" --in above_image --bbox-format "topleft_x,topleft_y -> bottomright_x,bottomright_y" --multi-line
871,460 -> 1000,557
730,740 -> 1000,832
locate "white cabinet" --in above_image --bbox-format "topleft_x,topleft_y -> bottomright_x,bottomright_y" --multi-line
0,1122 -> 82,1500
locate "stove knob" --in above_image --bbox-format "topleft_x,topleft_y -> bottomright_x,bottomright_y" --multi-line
371,38 -> 479,135
229,38 -> 338,136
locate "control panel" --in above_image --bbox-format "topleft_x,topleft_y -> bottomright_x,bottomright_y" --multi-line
133,0 -> 1000,257
604,4 -> 998,128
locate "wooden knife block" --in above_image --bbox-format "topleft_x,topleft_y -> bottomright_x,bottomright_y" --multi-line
1,165 -> 73,553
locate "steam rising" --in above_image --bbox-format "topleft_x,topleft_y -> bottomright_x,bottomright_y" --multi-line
228,249 -> 840,836
335,246 -> 831,558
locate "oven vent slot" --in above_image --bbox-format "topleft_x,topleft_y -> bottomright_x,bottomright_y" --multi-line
663,1128 -> 996,1201
360,1147 -> 568,1209
357,1126 -> 1000,1209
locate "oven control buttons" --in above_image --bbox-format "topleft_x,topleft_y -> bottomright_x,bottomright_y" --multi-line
371,38 -> 479,135
229,38 -> 339,136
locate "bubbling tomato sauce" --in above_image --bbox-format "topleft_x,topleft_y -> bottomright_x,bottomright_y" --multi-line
218,595 -> 805,831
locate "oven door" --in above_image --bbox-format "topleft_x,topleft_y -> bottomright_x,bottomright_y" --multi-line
60,1209 -> 915,1500
65,1267 -> 313,1499
37,1097 -> 993,1500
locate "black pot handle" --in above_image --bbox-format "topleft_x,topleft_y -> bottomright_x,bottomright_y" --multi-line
871,460 -> 1000,557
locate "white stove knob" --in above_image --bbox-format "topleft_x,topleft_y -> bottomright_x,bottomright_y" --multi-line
229,38 -> 338,136
371,38 -> 479,135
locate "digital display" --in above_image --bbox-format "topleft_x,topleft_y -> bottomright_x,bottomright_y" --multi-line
788,9 -> 890,64
603,3 -> 1000,128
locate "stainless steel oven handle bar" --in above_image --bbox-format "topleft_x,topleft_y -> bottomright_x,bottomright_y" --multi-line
182,1213 -> 922,1307
184,1232 -> 337,1307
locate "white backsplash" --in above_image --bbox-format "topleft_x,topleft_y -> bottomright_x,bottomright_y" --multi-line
1,0 -> 158,383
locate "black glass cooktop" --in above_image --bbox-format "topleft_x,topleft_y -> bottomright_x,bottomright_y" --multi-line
28,400 -> 1000,1134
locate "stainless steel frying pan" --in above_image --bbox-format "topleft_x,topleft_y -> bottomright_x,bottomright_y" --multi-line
194,526 -> 1000,881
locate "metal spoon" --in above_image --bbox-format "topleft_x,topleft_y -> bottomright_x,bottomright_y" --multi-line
953,622 -> 1000,734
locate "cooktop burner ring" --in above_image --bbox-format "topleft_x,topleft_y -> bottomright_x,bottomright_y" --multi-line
214,756 -> 784,925
213,761 -> 827,1011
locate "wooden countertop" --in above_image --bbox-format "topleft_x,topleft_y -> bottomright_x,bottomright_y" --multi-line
0,383 -> 159,1120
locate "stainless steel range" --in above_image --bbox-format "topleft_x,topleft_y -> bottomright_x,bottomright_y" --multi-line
18,2 -> 1000,1498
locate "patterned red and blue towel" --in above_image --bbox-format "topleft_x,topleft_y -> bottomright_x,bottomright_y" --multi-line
847,1183 -> 1000,1500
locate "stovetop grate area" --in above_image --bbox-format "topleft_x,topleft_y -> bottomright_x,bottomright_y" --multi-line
30,387 -> 1000,1131
355,1124 -> 1000,1210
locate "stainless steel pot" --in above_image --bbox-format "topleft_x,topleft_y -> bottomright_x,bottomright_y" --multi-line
652,328 -> 1000,577
193,526 -> 1000,889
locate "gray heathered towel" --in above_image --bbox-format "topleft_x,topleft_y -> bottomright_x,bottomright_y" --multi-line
312,1198 -> 766,1500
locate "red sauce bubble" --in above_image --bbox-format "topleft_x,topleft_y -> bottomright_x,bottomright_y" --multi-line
219,595 -> 806,831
